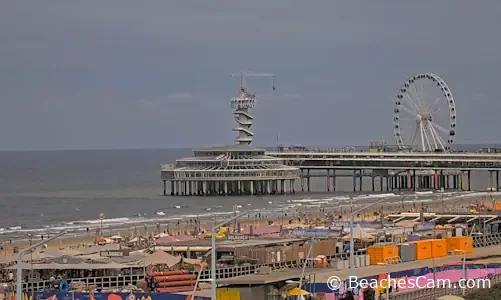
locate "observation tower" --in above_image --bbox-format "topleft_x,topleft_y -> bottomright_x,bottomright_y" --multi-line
160,72 -> 300,196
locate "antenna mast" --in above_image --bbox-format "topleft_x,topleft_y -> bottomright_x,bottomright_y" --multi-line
230,72 -> 276,146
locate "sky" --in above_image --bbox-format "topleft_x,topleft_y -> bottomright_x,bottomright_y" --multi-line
1,1 -> 500,150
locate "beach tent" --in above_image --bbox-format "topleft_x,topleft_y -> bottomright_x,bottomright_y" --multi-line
342,224 -> 374,241
154,233 -> 169,238
134,250 -> 181,268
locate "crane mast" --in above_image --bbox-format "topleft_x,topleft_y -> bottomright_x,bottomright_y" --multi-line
231,71 -> 276,91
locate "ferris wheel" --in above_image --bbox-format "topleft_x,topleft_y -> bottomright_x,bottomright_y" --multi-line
393,73 -> 457,152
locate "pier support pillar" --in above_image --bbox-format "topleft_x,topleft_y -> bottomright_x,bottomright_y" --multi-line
267,181 -> 271,194
327,169 -> 330,192
359,169 -> 363,191
301,169 -> 304,192
440,170 -> 445,190
407,170 -> 412,190
385,176 -> 389,191
307,169 -> 311,192
468,170 -> 471,191
489,171 -> 493,191
170,181 -> 174,196
281,180 -> 285,194
460,171 -> 464,191
371,176 -> 375,192
224,182 -> 228,195
163,180 -> 167,195
202,181 -> 207,195
433,174 -> 436,189
291,179 -> 295,193
250,181 -> 254,195
496,170 -> 499,191
332,170 -> 336,191
353,170 -> 357,192
413,170 -> 416,191
380,176 -> 383,191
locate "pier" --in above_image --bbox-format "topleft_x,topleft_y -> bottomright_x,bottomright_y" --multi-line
160,73 -> 501,196
268,148 -> 501,193
160,146 -> 299,196
162,147 -> 501,196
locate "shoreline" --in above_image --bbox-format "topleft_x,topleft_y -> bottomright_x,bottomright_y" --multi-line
3,190 -> 496,241
0,192 -> 496,255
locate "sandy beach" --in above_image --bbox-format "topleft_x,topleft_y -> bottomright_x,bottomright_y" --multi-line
0,193 -> 495,257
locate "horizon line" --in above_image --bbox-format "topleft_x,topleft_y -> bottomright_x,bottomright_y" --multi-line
1,143 -> 500,153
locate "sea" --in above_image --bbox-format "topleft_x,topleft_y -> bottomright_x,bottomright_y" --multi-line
0,146 -> 499,242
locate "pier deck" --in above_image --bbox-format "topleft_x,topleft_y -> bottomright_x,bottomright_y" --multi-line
161,149 -> 501,195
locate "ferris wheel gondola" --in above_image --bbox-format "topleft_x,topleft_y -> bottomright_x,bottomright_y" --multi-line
393,73 -> 457,152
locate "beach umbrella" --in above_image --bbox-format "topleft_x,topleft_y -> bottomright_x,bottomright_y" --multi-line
286,288 -> 310,296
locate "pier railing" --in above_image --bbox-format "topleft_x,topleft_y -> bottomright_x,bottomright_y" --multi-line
15,274 -> 145,293
14,233 -> 501,292
15,251 -> 367,292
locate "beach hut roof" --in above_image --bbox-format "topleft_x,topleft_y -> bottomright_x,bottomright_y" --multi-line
136,250 -> 181,267
155,235 -> 197,244
182,257 -> 203,266
6,262 -> 132,270
436,296 -> 465,300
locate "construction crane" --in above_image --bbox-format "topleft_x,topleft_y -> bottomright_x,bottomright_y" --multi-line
231,71 -> 276,91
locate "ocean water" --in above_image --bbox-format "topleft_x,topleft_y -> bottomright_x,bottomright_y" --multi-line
0,147 -> 497,241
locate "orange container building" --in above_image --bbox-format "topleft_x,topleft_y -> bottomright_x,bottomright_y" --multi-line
367,244 -> 399,265
430,239 -> 447,258
445,236 -> 473,254
409,240 -> 432,260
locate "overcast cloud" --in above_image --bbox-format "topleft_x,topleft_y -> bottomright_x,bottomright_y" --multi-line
1,1 -> 500,150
